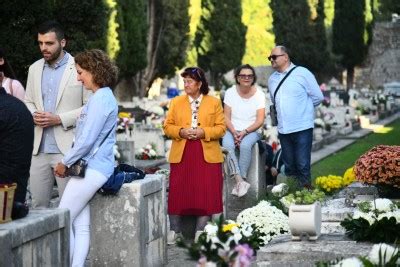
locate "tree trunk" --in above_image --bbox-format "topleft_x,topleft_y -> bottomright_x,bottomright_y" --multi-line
346,66 -> 354,90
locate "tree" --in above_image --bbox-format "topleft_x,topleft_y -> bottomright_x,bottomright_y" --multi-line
332,0 -> 366,89
133,0 -> 190,98
270,0 -> 330,80
194,0 -> 247,89
241,0 -> 275,67
114,0 -> 148,98
54,0 -> 108,54
0,0 -> 54,84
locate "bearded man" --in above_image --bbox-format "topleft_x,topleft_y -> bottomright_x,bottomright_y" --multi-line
25,20 -> 90,208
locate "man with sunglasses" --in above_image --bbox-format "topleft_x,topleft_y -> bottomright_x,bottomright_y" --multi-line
267,45 -> 323,188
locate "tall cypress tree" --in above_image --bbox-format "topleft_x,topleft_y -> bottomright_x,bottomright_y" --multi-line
270,0 -> 330,80
116,0 -> 147,78
332,0 -> 366,89
133,0 -> 190,98
194,0 -> 247,88
0,0 -> 54,84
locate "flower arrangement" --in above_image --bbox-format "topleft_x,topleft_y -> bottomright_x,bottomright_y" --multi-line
315,169 -> 355,194
117,112 -> 134,134
318,243 -> 399,267
340,198 -> 400,243
354,145 -> 400,188
236,200 -> 289,244
135,143 -> 158,160
178,217 -> 265,267
343,166 -> 356,185
281,188 -> 326,207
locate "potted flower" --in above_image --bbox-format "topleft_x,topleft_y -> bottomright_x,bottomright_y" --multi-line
340,198 -> 400,243
236,200 -> 290,244
178,217 -> 265,266
314,169 -> 355,195
282,189 -> 325,241
354,145 -> 400,198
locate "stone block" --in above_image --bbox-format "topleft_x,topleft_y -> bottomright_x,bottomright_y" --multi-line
88,174 -> 167,267
116,140 -> 135,164
223,142 -> 267,220
0,209 -> 70,267
257,234 -> 373,266
311,140 -> 324,152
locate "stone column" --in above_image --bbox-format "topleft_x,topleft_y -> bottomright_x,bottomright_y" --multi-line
88,174 -> 167,267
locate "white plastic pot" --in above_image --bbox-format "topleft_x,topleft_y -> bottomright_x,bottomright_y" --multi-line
288,201 -> 321,241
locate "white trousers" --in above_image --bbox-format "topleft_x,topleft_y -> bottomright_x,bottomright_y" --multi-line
59,168 -> 108,267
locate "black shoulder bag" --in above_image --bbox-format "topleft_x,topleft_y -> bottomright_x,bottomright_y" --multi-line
270,66 -> 297,126
67,124 -> 116,177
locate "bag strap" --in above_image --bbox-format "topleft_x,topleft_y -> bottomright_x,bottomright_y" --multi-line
272,66 -> 298,105
74,123 -> 116,160
9,79 -> 14,96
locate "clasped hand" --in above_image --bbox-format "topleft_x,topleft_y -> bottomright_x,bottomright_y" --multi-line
234,130 -> 246,146
33,111 -> 61,128
180,127 -> 204,140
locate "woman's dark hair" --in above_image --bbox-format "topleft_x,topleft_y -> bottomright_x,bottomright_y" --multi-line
181,67 -> 209,95
234,64 -> 257,85
38,20 -> 65,41
0,48 -> 17,79
75,49 -> 119,89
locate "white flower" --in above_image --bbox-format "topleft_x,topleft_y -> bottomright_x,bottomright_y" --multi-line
149,149 -> 157,156
139,148 -> 145,153
236,200 -> 289,244
113,145 -> 120,159
271,183 -> 289,197
204,224 -> 218,236
145,144 -> 152,150
368,243 -> 398,265
373,198 -> 393,213
333,257 -> 363,267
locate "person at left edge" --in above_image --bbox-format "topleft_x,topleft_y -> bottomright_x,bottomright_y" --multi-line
163,67 -> 226,244
54,49 -> 118,266
24,21 -> 90,208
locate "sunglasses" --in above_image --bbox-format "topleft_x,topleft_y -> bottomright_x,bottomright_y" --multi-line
268,54 -> 285,61
238,74 -> 254,79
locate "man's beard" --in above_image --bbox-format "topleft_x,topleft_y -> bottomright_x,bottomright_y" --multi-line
45,46 -> 63,64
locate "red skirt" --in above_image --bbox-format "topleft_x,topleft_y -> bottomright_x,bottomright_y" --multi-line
168,140 -> 223,216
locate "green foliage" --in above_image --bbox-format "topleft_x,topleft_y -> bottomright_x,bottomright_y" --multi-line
0,0 -> 54,83
270,0 -> 331,80
375,0 -> 400,21
186,0 -> 202,66
285,188 -> 326,205
195,0 -> 247,88
154,0 -> 190,79
241,0 -> 275,66
115,0 -> 147,78
54,0 -> 108,54
311,119 -> 400,181
332,0 -> 367,86
341,216 -> 400,243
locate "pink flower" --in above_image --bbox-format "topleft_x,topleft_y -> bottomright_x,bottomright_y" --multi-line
232,244 -> 254,267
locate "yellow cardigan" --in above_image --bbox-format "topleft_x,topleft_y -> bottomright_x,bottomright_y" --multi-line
163,94 -> 226,163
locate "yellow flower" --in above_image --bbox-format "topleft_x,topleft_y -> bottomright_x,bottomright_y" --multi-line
222,223 -> 239,232
118,112 -> 131,119
343,167 -> 356,186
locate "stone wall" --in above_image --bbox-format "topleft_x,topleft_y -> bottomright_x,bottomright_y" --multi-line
0,209 -> 70,267
355,21 -> 400,88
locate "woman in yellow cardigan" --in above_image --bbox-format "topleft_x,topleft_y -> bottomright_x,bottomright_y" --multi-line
163,67 -> 226,243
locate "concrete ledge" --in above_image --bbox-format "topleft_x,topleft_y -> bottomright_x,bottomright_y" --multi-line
0,209 -> 70,267
89,174 -> 167,267
223,142 -> 267,220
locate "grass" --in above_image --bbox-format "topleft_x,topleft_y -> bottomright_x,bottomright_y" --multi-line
311,118 -> 400,181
